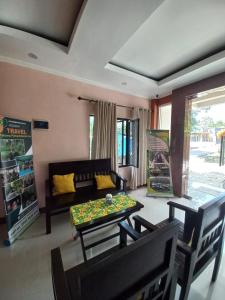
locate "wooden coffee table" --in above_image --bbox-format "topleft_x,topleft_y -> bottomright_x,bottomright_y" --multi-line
70,194 -> 144,261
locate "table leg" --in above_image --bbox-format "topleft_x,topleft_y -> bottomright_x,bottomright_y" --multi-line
73,231 -> 79,240
79,231 -> 87,262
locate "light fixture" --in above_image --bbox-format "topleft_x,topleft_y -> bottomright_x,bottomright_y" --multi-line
28,52 -> 38,59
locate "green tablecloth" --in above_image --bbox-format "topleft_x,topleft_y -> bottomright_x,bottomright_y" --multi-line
70,195 -> 136,226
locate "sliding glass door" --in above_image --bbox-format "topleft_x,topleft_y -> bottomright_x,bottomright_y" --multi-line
184,86 -> 225,201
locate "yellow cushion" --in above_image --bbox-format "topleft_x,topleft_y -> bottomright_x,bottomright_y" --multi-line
53,173 -> 75,196
95,175 -> 116,190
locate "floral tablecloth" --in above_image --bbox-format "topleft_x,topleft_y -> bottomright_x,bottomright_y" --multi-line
70,195 -> 137,226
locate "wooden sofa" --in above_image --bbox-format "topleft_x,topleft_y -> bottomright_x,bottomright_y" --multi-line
51,219 -> 179,300
45,158 -> 127,234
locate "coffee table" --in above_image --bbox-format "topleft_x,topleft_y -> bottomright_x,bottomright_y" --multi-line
70,194 -> 144,261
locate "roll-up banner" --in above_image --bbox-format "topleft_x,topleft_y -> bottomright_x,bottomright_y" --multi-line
0,116 -> 39,245
146,129 -> 174,197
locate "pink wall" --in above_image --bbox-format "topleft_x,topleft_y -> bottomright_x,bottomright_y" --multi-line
0,62 -> 149,217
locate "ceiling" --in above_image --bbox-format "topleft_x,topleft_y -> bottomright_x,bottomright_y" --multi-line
0,0 -> 225,99
0,0 -> 84,45
192,86 -> 225,108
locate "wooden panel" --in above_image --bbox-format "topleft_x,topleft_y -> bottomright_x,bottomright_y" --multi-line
65,221 -> 179,300
48,158 -> 111,190
150,95 -> 172,129
171,72 -> 225,196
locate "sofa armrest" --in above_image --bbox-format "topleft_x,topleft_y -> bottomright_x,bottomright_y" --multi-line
110,170 -> 127,192
119,221 -> 142,246
167,201 -> 198,215
133,215 -> 157,233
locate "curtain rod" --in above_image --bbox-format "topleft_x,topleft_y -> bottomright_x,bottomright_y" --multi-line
77,96 -> 133,110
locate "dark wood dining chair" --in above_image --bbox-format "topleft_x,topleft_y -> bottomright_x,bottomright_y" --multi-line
165,193 -> 225,300
51,219 -> 179,300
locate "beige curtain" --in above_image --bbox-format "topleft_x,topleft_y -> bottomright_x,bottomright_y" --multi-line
130,107 -> 150,189
91,100 -> 117,170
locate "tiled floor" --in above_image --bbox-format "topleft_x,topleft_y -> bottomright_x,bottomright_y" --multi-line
0,188 -> 224,300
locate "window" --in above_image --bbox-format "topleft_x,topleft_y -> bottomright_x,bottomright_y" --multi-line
117,118 -> 139,167
158,104 -> 172,130
89,115 -> 139,167
89,115 -> 94,158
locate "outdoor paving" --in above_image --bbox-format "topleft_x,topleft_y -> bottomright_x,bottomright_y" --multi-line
188,152 -> 225,201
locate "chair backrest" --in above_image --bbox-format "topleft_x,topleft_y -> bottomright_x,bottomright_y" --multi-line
51,221 -> 179,300
191,193 -> 225,266
51,247 -> 71,300
48,158 -> 111,193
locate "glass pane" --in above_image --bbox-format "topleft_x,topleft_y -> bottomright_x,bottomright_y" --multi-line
186,85 -> 225,201
89,115 -> 94,158
117,121 -> 123,164
129,121 -> 133,158
123,121 -> 127,165
158,104 -> 172,130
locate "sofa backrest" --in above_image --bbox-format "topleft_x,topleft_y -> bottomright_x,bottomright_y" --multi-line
51,221 -> 179,300
48,158 -> 111,192
51,221 -> 178,300
191,193 -> 225,264
75,224 -> 177,300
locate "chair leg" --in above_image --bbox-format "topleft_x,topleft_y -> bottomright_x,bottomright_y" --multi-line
46,212 -> 51,234
212,233 -> 224,283
212,251 -> 222,282
179,283 -> 191,300
165,273 -> 177,300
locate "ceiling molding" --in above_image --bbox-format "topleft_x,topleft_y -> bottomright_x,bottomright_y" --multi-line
68,0 -> 88,53
107,61 -> 158,82
159,50 -> 225,86
109,49 -> 225,87
0,55 -> 149,100
111,47 -> 225,82
0,1 -> 224,99
105,62 -> 157,85
0,25 -> 67,52
0,0 -> 85,46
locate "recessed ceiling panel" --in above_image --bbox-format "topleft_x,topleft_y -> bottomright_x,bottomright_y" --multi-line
111,0 -> 225,80
0,0 -> 84,45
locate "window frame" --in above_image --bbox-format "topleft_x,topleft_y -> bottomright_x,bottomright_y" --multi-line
117,118 -> 139,168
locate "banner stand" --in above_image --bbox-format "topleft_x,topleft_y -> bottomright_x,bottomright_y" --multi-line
146,129 -> 174,198
0,116 -> 39,245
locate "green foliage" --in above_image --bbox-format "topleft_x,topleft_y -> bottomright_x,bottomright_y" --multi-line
200,116 -> 215,130
190,108 -> 225,132
190,110 -> 199,132
214,120 -> 225,128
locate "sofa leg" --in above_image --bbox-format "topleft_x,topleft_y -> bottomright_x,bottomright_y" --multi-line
46,212 -> 51,234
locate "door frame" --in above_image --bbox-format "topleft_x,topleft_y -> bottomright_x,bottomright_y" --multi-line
171,72 -> 225,196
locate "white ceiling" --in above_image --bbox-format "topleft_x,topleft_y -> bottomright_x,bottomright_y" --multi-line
112,0 -> 225,80
0,0 -> 84,45
0,0 -> 225,99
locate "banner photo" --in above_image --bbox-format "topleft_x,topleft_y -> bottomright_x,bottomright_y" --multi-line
0,116 -> 39,245
146,129 -> 174,197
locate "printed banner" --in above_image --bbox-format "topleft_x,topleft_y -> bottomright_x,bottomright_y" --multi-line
0,116 -> 39,245
146,129 -> 174,197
